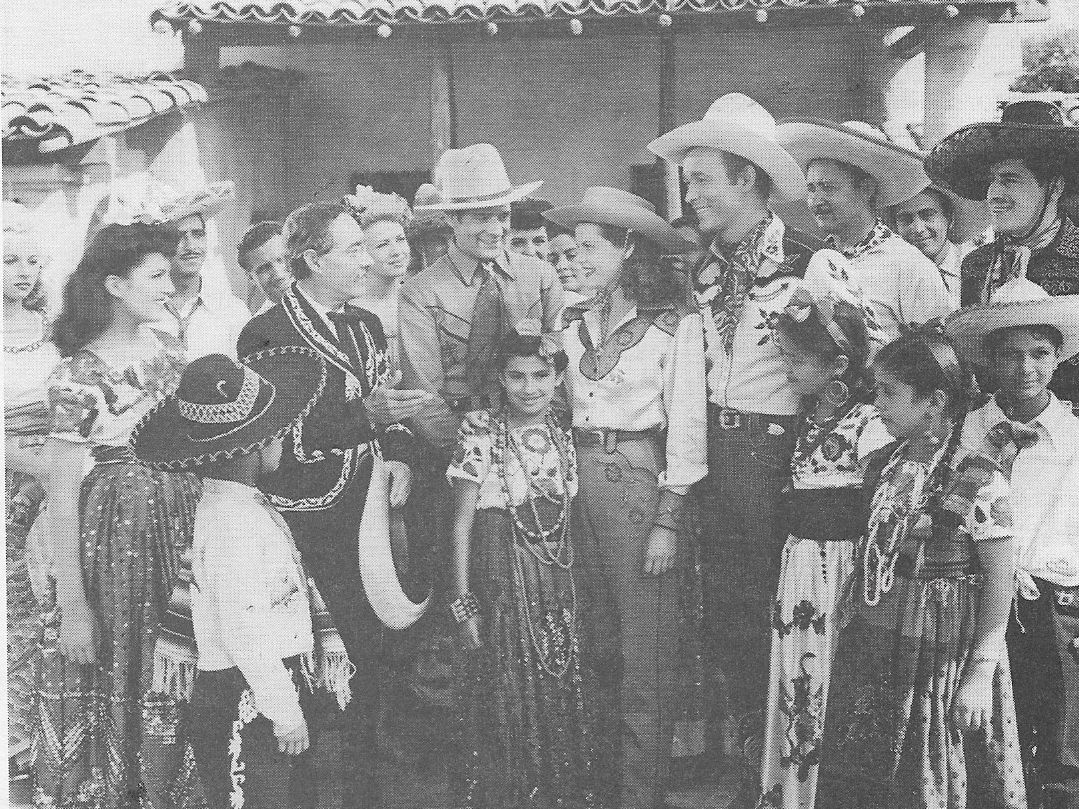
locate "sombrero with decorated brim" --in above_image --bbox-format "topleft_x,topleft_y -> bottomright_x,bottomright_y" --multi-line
415,144 -> 542,212
926,100 -> 1079,201
544,186 -> 697,254
131,346 -> 326,470
647,93 -> 807,201
776,119 -> 930,208
944,277 -> 1079,368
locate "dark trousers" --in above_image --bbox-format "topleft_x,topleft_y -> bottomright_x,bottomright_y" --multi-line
696,415 -> 795,748
1009,582 -> 1079,809
285,468 -> 384,809
190,661 -> 313,809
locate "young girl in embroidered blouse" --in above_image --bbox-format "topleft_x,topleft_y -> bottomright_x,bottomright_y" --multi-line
818,331 -> 1026,809
754,253 -> 891,809
447,324 -> 594,809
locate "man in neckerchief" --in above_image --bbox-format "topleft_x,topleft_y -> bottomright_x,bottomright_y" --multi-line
238,201 -> 426,809
778,119 -> 955,343
648,93 -> 825,791
927,99 -> 1079,404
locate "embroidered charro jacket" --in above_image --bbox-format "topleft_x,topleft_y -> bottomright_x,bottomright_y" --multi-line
960,215 -> 1079,402
237,283 -> 413,513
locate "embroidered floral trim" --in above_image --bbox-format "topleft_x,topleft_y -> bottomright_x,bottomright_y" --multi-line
228,689 -> 260,809
829,221 -> 891,260
270,445 -> 365,511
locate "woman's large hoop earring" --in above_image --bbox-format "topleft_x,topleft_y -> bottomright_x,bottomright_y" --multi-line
823,379 -> 850,407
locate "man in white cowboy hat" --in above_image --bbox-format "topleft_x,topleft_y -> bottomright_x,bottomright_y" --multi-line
777,119 -> 954,342
947,278 -> 1079,809
889,177 -> 989,310
647,93 -> 828,774
928,99 -> 1079,404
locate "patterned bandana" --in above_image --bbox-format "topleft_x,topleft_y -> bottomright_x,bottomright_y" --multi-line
985,216 -> 1062,301
697,213 -> 783,354
828,220 -> 892,260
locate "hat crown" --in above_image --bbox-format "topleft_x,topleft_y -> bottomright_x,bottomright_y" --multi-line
1001,100 -> 1063,127
703,93 -> 779,141
579,186 -> 657,218
435,144 -> 515,204
989,277 -> 1052,306
177,354 -> 250,407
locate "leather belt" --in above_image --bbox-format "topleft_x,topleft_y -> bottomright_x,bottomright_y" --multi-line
708,405 -> 794,433
573,427 -> 660,454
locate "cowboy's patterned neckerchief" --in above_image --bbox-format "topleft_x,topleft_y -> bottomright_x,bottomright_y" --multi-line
827,220 -> 892,261
985,216 -> 1063,301
696,213 -> 784,354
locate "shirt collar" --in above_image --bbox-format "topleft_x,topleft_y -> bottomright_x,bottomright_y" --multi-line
446,242 -> 514,286
292,283 -> 341,334
201,477 -> 267,502
709,212 -> 786,268
829,220 -> 892,260
990,393 -> 1078,450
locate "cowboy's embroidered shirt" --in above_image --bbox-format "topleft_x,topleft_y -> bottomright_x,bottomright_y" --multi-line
192,478 -> 313,733
833,223 -> 954,342
563,301 -> 707,493
447,411 -> 577,511
398,243 -> 565,449
152,278 -> 250,361
696,215 -> 824,416
961,395 -> 1079,588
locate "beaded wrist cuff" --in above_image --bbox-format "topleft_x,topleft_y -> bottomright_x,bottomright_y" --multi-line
450,591 -> 481,624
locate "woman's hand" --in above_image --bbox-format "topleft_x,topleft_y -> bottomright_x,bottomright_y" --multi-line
58,596 -> 99,667
276,719 -> 310,756
643,526 -> 678,576
459,615 -> 483,651
952,660 -> 996,732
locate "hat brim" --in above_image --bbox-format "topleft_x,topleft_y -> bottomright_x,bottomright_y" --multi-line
544,201 -> 697,253
160,181 -> 236,224
131,346 -> 327,471
648,121 -> 808,201
413,180 -> 544,213
895,182 -> 989,245
944,295 -> 1079,367
925,123 -> 1079,200
777,119 -> 931,208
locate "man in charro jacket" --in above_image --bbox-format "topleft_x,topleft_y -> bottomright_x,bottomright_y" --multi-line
927,99 -> 1079,403
238,200 -> 426,809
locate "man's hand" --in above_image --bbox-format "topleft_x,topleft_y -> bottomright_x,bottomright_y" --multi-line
385,460 -> 413,507
363,370 -> 430,426
276,718 -> 310,755
58,597 -> 99,666
643,525 -> 678,576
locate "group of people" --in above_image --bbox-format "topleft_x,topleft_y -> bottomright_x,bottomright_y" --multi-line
4,88 -> 1079,809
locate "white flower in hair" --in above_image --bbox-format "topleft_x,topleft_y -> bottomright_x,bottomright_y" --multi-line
345,185 -> 413,228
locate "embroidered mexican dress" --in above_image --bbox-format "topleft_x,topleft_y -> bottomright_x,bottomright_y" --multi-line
817,440 -> 1026,809
33,331 -> 202,809
5,311 -> 61,768
446,411 -> 596,809
755,402 -> 891,809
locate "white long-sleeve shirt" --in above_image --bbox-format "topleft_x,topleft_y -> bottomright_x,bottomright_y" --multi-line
192,478 -> 313,733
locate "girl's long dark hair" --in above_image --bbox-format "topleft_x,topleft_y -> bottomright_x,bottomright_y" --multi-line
873,331 -> 978,420
52,223 -> 179,357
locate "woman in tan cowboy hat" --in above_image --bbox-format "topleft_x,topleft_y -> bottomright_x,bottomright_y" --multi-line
545,186 -> 706,809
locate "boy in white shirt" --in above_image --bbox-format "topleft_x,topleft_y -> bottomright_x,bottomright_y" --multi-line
947,277 -> 1079,809
132,347 -> 341,809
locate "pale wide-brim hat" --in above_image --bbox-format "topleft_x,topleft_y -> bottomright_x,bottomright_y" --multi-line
647,93 -> 807,201
776,119 -> 930,208
544,187 -> 698,254
944,277 -> 1079,368
415,143 -> 542,212
105,177 -> 235,226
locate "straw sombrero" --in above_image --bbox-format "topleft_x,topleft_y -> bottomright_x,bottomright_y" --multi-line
926,100 -> 1079,201
776,119 -> 930,208
647,93 -> 807,201
131,346 -> 326,470
415,144 -> 542,212
105,177 -> 235,227
544,187 -> 697,254
944,277 -> 1079,368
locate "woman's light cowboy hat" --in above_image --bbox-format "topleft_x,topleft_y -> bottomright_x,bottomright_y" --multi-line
647,93 -> 807,201
944,277 -> 1079,367
414,143 -> 543,213
544,187 -> 698,254
776,119 -> 930,208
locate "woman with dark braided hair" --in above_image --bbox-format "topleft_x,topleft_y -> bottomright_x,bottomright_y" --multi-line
817,327 -> 1026,809
34,221 -> 202,808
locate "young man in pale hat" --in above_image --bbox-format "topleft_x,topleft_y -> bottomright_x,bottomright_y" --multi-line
238,220 -> 292,314
947,279 -> 1079,809
647,93 -> 827,783
928,99 -> 1079,403
238,200 -> 427,809
778,119 -> 954,341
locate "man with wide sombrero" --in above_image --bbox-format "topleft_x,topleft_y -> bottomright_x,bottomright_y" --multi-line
777,118 -> 954,341
927,99 -> 1079,403
647,94 -> 827,781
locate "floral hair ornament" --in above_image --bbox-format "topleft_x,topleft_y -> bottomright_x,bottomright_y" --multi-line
344,185 -> 413,229
103,175 -> 235,227
514,317 -> 560,360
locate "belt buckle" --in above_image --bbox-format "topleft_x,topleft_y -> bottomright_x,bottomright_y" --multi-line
718,409 -> 742,430
1058,590 -> 1076,608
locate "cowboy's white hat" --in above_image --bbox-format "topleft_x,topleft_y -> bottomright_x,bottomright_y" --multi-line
944,277 -> 1079,367
647,93 -> 807,201
544,186 -> 697,253
776,119 -> 929,208
415,144 -> 542,212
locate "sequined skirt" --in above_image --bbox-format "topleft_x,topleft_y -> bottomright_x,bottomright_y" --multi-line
32,458 -> 202,809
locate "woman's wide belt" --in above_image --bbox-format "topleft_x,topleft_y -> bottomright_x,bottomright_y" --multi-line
573,427 -> 660,454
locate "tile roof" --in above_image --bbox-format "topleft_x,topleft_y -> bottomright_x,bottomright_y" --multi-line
2,70 -> 207,155
152,0 -> 1013,26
